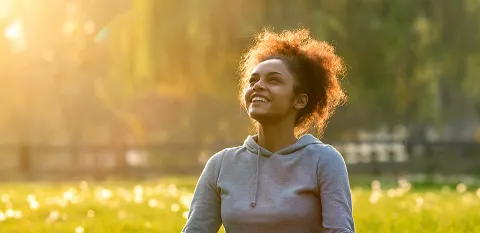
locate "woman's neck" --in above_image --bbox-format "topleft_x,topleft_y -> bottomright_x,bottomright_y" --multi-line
257,121 -> 297,153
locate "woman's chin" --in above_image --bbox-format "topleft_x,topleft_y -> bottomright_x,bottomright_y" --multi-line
248,110 -> 271,122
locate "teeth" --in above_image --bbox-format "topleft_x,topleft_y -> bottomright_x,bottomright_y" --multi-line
252,97 -> 268,102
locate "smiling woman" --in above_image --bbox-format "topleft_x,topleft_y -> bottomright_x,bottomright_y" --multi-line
182,28 -> 355,233
238,28 -> 347,138
244,59 -> 303,126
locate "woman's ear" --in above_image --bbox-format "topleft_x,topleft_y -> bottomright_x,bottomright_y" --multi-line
294,94 -> 308,109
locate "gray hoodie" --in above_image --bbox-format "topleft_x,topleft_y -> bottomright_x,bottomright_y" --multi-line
182,134 -> 355,233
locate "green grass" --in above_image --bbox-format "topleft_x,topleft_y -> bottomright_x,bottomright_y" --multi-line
0,177 -> 479,233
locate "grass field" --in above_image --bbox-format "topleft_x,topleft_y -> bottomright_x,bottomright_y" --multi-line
0,177 -> 480,233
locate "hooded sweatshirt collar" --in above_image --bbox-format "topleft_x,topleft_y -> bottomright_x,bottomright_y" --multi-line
243,134 -> 323,208
243,134 -> 323,157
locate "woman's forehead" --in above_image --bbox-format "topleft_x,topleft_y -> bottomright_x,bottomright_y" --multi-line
251,59 -> 291,76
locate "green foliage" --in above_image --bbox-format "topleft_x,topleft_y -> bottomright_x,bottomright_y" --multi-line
1,0 -> 479,143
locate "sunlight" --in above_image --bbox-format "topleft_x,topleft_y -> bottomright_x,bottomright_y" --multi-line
180,193 -> 193,208
1,194 -> 9,203
4,19 -> 23,40
29,201 -> 39,210
148,198 -> 158,208
170,203 -> 180,212
62,20 -> 76,35
63,188 -> 78,202
28,195 -> 40,210
75,226 -> 84,233
87,209 -> 95,218
5,209 -> 14,218
456,183 -> 467,193
134,185 -> 144,203
96,188 -> 112,200
4,18 -> 27,52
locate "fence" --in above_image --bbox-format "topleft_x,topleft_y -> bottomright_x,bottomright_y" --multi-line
335,140 -> 480,176
0,140 -> 479,181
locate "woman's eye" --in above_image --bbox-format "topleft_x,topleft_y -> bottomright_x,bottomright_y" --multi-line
269,77 -> 280,83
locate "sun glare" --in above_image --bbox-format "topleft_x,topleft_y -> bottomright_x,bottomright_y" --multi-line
4,19 -> 23,40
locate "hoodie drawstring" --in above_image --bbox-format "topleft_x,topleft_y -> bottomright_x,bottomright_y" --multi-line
250,148 -> 260,208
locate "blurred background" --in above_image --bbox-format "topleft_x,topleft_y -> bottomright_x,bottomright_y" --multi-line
1,0 -> 480,181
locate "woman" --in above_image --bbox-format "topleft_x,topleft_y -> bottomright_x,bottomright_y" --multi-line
182,28 -> 355,233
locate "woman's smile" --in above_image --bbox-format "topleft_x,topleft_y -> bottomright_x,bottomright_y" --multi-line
250,95 -> 271,108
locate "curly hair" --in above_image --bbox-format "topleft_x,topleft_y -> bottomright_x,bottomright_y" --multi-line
238,28 -> 347,137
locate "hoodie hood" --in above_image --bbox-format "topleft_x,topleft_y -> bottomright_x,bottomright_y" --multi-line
243,134 -> 323,208
244,134 -> 322,157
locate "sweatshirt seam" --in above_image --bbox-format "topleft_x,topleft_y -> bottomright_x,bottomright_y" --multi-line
316,150 -> 320,196
316,145 -> 332,196
216,149 -> 226,189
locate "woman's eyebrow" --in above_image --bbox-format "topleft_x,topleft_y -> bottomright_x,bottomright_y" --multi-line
251,71 -> 283,77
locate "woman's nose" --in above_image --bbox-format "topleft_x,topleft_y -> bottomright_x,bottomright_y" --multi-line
252,79 -> 266,91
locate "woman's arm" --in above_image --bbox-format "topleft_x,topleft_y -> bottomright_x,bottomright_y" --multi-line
182,150 -> 225,233
317,145 -> 355,233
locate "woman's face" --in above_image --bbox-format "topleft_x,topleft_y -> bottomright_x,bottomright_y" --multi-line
243,59 -> 306,124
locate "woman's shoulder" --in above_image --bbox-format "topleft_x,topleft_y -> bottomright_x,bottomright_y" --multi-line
304,142 -> 340,154
205,146 -> 244,164
303,143 -> 345,165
